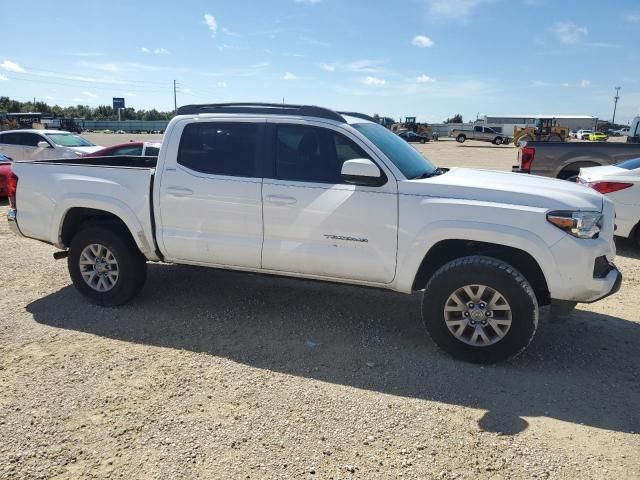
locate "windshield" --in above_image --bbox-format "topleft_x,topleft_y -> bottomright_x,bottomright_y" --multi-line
352,123 -> 436,179
617,158 -> 640,170
45,133 -> 95,147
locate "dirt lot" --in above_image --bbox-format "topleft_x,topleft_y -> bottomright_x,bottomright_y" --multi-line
1,139 -> 639,479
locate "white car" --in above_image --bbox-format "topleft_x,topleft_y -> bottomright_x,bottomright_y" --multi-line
0,129 -> 103,161
579,158 -> 640,245
576,129 -> 593,140
7,103 -> 622,363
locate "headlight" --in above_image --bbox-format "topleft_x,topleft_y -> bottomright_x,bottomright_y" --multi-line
547,210 -> 602,239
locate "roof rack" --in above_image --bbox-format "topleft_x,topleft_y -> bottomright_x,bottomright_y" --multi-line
338,111 -> 377,123
176,103 -> 347,122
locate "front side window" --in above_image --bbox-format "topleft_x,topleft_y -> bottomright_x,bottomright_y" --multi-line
110,145 -> 143,156
275,125 -> 370,183
178,122 -> 259,177
45,133 -> 94,147
15,132 -> 44,147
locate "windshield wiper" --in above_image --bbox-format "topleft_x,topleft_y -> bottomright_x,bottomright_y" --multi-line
410,167 -> 448,180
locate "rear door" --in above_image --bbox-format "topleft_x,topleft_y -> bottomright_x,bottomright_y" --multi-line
157,119 -> 265,268
261,121 -> 398,283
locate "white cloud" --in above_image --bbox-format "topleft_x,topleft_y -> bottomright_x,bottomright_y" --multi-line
295,0 -> 322,3
283,72 -> 298,80
0,60 -> 25,73
550,21 -> 588,44
82,91 -> 97,98
624,13 -> 640,23
124,92 -> 137,97
364,76 -> 386,86
416,74 -> 435,83
44,95 -> 54,100
320,63 -> 335,72
217,81 -> 227,87
427,0 -> 484,22
204,14 -> 217,34
71,98 -> 83,103
346,59 -> 387,73
0,74 -> 8,81
412,35 -> 434,48
579,79 -> 590,88
154,48 -> 170,55
139,47 -> 150,53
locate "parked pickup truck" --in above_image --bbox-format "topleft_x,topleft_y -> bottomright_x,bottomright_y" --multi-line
512,141 -> 640,181
449,125 -> 510,145
7,103 -> 621,364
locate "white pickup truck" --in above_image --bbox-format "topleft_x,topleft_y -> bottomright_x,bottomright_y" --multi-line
7,103 -> 622,363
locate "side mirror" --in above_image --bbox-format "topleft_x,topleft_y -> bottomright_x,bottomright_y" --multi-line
341,159 -> 384,186
37,141 -> 51,149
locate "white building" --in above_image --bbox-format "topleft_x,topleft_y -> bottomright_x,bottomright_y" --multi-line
482,115 -> 598,135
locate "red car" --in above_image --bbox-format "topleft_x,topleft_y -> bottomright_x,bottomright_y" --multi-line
0,153 -> 12,198
82,141 -> 161,158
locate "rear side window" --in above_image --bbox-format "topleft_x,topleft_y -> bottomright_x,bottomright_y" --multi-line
275,125 -> 370,183
144,146 -> 160,156
178,122 -> 259,177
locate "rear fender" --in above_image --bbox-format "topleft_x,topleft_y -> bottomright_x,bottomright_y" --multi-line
53,193 -> 159,260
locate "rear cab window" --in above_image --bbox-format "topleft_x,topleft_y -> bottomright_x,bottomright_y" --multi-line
177,122 -> 261,177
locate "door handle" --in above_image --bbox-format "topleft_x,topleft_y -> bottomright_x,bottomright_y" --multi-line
266,194 -> 297,205
166,186 -> 194,197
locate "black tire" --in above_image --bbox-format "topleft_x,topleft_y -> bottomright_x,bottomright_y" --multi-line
422,256 -> 538,364
494,137 -> 503,145
420,138 -> 426,144
456,134 -> 466,143
68,225 -> 147,306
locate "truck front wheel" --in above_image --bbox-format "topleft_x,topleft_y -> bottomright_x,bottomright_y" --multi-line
68,226 -> 147,306
422,256 -> 538,363
456,134 -> 466,143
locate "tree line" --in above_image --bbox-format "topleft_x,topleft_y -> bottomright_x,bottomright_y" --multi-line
0,97 -> 174,121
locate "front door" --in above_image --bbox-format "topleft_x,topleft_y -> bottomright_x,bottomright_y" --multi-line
157,120 -> 264,268
261,122 -> 398,283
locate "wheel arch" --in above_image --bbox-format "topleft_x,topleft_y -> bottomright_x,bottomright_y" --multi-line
58,206 -> 156,259
411,239 -> 551,306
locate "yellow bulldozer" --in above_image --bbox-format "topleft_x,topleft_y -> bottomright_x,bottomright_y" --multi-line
512,118 -> 569,145
390,116 -> 438,140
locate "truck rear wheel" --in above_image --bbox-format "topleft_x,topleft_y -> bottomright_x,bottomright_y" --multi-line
456,134 -> 466,143
422,256 -> 538,364
493,136 -> 503,145
68,226 -> 147,306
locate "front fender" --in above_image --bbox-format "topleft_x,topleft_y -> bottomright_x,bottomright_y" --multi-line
394,219 -> 561,294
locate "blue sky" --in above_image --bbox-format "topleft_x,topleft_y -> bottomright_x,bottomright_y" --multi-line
1,0 -> 639,123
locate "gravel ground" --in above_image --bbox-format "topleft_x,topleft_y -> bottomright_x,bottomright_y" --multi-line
1,140 -> 639,479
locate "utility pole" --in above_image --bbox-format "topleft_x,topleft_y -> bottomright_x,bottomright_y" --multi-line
612,86 -> 621,127
173,80 -> 178,112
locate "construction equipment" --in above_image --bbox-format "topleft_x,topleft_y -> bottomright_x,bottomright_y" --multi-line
390,117 -> 438,140
512,118 -> 570,145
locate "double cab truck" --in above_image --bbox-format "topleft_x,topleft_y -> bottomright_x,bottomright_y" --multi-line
7,103 -> 621,363
449,125 -> 510,145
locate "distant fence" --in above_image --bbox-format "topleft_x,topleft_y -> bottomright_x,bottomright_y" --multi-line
45,119 -> 170,132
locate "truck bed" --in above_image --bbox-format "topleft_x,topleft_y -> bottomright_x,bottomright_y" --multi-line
12,156 -> 158,257
514,141 -> 640,178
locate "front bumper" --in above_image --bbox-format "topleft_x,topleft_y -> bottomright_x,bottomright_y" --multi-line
584,265 -> 622,303
7,208 -> 23,237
